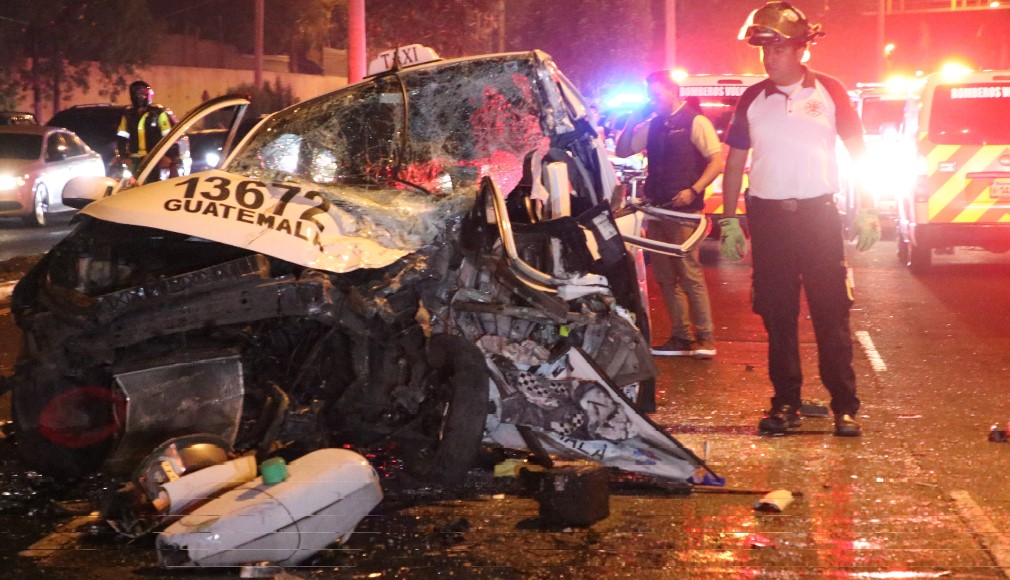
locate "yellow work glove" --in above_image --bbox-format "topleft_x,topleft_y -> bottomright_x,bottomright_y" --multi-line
719,217 -> 748,261
853,208 -> 881,252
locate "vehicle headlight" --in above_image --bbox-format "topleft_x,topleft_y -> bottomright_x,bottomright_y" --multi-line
205,151 -> 221,168
0,174 -> 25,191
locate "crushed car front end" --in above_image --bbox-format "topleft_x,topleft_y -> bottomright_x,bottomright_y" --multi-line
7,49 -> 703,486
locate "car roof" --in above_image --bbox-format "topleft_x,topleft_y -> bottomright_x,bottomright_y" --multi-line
48,104 -> 126,120
0,125 -> 60,136
852,85 -> 907,98
55,103 -> 126,110
358,49 -> 550,85
679,74 -> 764,85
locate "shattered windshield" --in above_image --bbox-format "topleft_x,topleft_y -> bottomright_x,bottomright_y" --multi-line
226,56 -> 554,252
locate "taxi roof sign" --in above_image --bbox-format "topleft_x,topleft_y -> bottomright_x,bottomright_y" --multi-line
367,44 -> 441,76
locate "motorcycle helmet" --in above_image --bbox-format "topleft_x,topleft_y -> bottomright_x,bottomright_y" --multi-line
739,2 -> 823,46
129,80 -> 154,108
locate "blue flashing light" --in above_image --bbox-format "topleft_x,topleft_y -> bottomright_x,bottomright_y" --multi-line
603,88 -> 648,111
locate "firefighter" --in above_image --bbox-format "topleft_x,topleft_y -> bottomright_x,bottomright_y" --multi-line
719,1 -> 881,437
115,80 -> 178,179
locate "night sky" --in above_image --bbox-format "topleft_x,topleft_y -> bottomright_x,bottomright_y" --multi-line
673,0 -> 1010,85
524,1 -> 1010,95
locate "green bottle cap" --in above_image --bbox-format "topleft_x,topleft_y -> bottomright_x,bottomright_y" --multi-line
260,456 -> 288,484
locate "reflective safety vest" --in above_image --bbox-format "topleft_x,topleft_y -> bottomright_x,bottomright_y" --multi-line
117,106 -> 173,159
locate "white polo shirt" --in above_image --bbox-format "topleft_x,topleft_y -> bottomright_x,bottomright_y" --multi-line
725,68 -> 862,200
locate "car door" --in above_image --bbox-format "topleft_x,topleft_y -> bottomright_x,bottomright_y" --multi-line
126,95 -> 252,190
612,184 -> 711,257
43,132 -> 74,201
56,132 -> 103,207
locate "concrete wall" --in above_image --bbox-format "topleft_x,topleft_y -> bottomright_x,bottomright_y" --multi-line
25,63 -> 348,123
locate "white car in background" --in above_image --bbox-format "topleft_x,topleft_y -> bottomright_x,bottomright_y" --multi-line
0,125 -> 105,226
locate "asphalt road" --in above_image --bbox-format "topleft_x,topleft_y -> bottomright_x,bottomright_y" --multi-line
2,236 -> 1010,578
0,213 -> 75,262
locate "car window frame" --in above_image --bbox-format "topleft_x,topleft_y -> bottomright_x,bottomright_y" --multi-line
45,132 -> 68,162
125,94 -> 250,190
61,131 -> 88,158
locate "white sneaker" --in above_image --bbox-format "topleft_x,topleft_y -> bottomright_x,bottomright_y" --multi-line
693,339 -> 716,359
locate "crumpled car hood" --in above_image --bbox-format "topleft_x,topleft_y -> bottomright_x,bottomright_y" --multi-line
81,168 -> 472,273
81,51 -> 587,274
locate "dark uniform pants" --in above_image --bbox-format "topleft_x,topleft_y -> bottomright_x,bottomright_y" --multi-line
747,194 -> 859,417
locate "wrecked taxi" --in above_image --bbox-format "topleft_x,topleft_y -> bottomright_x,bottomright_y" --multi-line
5,46 -> 711,488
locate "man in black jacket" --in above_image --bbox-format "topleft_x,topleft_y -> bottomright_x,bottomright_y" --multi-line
615,70 -> 724,360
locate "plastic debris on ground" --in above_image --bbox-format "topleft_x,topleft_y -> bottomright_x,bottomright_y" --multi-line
156,448 -> 383,567
754,489 -> 795,512
988,425 -> 1009,442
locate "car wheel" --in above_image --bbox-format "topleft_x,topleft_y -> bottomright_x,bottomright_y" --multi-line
12,365 -> 121,478
908,243 -> 932,273
404,334 -> 490,485
25,184 -> 48,227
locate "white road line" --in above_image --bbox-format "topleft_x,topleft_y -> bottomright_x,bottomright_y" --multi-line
950,489 -> 1010,576
854,330 -> 887,373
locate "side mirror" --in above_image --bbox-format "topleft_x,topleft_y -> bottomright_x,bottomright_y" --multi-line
63,175 -> 118,209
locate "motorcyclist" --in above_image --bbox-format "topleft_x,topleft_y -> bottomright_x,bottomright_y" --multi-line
115,80 -> 179,180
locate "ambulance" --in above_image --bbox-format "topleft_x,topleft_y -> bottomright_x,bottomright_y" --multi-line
676,74 -> 764,217
896,68 -> 1010,272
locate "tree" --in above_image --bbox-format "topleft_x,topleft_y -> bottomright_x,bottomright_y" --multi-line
328,0 -> 502,60
505,0 -> 655,99
226,78 -> 297,118
286,0 -> 344,73
159,0 -> 344,74
0,1 -> 160,118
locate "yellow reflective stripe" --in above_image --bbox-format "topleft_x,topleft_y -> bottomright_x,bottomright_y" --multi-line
702,174 -> 748,215
924,144 -> 961,220
157,111 -> 172,136
927,145 -> 1003,221
952,200 -> 994,223
136,112 -> 149,157
704,191 -> 724,214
